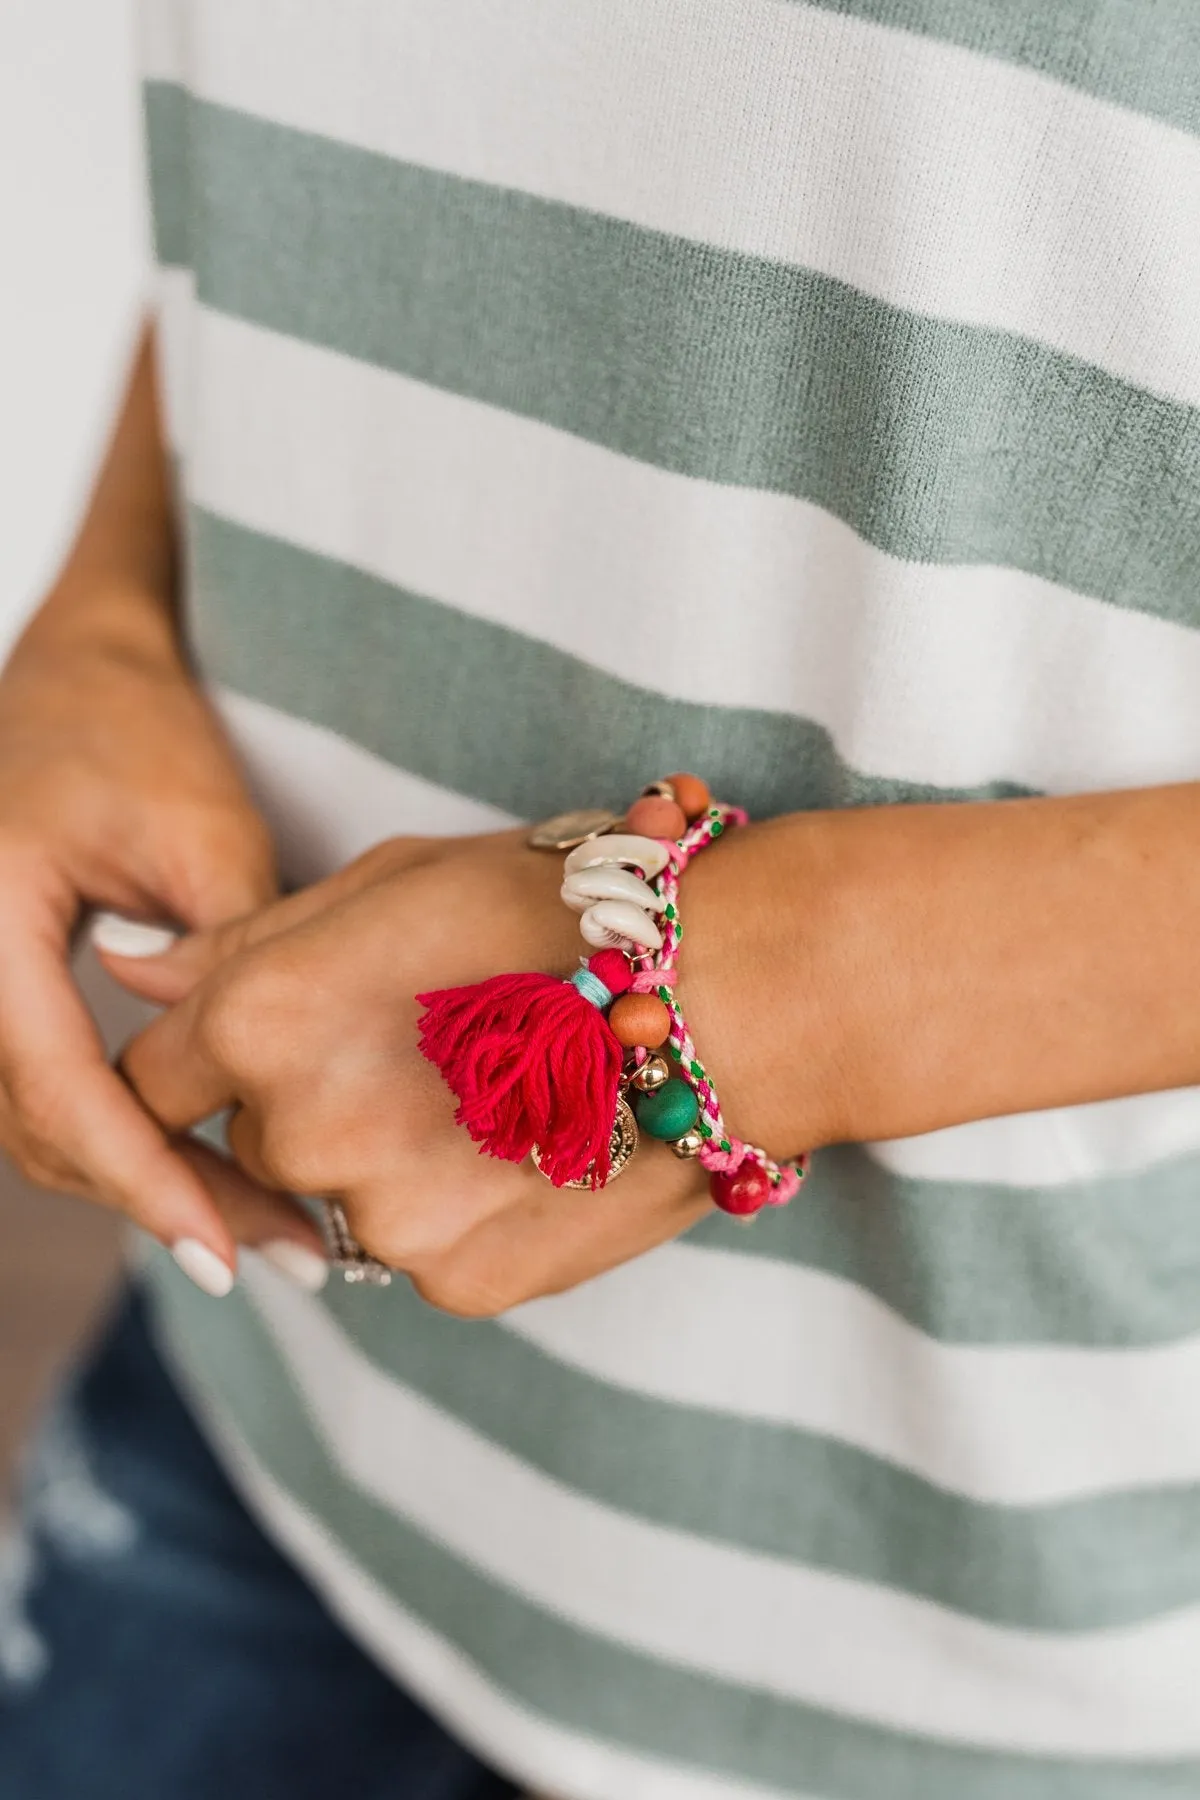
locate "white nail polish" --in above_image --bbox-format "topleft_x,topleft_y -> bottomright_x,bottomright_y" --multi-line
259,1240 -> 329,1293
171,1238 -> 235,1298
91,912 -> 179,958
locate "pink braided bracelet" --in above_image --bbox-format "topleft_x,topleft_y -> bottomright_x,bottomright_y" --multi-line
629,801 -> 807,1217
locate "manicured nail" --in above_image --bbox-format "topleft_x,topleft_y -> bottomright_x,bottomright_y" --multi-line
259,1239 -> 329,1293
91,912 -> 179,958
171,1238 -> 235,1298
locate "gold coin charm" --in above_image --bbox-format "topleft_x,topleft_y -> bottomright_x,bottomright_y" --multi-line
527,808 -> 623,851
532,1095 -> 640,1189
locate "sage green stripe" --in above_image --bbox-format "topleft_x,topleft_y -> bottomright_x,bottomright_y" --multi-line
191,510 -> 1200,1351
691,1141 -> 1200,1348
146,1264 -> 1200,1800
803,0 -> 1200,138
147,89 -> 1200,630
189,506 -> 1026,820
143,84 -> 189,268
310,1272 -> 1200,1632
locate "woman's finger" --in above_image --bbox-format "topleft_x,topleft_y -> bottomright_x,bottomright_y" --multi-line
224,1104 -> 277,1190
92,833 -> 450,1004
174,1140 -> 329,1292
0,920 -> 222,1220
0,922 -> 327,1292
118,983 -> 239,1131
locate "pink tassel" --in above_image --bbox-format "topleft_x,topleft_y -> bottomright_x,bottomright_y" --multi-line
416,950 -> 632,1188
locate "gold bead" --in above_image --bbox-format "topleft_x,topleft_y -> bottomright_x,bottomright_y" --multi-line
631,1053 -> 671,1093
669,1129 -> 705,1159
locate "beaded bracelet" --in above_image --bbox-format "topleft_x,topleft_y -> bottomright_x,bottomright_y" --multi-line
629,800 -> 806,1215
416,773 -> 806,1218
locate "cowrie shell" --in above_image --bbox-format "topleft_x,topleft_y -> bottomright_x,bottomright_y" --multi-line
579,899 -> 665,952
564,833 -> 670,881
560,867 -> 664,915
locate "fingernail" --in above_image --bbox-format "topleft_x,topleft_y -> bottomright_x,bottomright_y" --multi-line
171,1237 -> 235,1298
259,1239 -> 329,1293
91,912 -> 179,958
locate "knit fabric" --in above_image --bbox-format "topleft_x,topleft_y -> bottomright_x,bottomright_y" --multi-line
137,2 -> 1200,1794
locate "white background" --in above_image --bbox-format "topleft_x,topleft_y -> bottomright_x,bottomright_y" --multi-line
0,0 -> 148,660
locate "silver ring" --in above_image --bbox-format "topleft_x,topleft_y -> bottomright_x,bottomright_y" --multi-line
323,1201 -> 393,1286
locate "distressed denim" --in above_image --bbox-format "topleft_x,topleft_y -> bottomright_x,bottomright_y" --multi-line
0,1289 -> 520,1800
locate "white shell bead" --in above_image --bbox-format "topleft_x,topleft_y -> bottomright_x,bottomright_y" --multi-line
560,867 -> 664,915
563,833 -> 670,881
579,899 -> 664,952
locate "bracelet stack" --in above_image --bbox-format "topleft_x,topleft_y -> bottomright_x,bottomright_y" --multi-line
416,773 -> 806,1218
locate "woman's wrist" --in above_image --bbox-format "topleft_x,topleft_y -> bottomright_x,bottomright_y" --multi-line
683,783 -> 1200,1159
679,808 -> 852,1157
9,553 -> 185,675
7,328 -> 182,688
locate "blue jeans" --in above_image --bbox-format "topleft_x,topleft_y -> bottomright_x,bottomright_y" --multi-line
0,1289 -> 520,1800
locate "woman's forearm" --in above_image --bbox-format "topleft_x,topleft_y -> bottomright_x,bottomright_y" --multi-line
687,783 -> 1200,1155
15,326 -> 181,671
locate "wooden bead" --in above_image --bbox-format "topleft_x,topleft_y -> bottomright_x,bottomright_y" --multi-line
666,772 -> 711,821
635,1077 -> 700,1141
609,993 -> 671,1049
710,1164 -> 772,1216
625,795 -> 687,841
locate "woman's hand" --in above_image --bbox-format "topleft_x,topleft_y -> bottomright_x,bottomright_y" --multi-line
103,774 -> 1200,1314
0,625 -> 334,1286
0,329 -> 328,1290
107,834 -> 714,1317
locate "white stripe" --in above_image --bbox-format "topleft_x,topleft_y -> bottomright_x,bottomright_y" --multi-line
187,307 -> 1200,801
140,0 -> 1200,409
509,1243 -> 1200,1504
208,684 -> 1200,1189
234,1267 -> 1200,1755
154,1318 -> 798,1800
868,1087 -> 1200,1187
137,0 -> 188,87
213,687 -> 513,887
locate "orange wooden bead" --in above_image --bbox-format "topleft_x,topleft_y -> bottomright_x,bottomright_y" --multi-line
608,992 -> 672,1049
625,795 -> 687,840
666,771 -> 711,821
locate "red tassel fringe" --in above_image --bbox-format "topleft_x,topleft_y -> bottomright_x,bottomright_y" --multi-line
416,969 -> 624,1187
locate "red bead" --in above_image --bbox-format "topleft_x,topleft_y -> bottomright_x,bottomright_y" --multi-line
666,772 -> 711,822
587,948 -> 634,994
710,1163 -> 772,1216
626,795 -> 687,841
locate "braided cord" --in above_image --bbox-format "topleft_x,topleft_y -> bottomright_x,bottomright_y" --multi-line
633,805 -> 806,1206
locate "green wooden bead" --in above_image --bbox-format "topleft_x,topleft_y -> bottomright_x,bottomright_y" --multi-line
635,1077 -> 700,1141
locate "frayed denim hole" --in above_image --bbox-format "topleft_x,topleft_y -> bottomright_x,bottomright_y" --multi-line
22,1399 -> 138,1562
0,1525 -> 49,1692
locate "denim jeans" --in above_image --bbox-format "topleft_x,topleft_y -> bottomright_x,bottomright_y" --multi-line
0,1288 -> 521,1800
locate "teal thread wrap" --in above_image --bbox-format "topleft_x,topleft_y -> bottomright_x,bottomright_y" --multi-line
570,966 -> 614,1010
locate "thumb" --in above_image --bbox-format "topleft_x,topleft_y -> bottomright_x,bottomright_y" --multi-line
167,807 -> 280,928
90,906 -> 262,1005
92,831 -> 442,1003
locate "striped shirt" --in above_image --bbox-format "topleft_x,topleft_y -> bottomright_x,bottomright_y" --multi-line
137,2 -> 1200,1794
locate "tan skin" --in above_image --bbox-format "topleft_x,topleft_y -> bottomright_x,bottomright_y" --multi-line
9,328 -> 1200,1311
0,332 -> 326,1268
